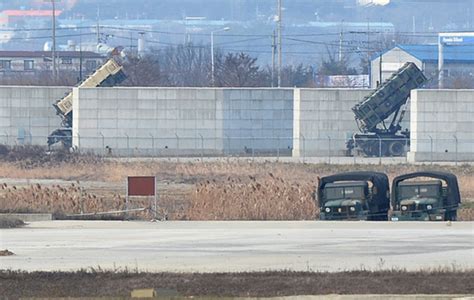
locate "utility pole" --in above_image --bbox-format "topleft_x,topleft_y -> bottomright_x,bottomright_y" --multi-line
79,20 -> 83,82
271,30 -> 276,87
45,0 -> 59,81
52,0 -> 57,81
367,19 -> 370,81
339,20 -> 344,62
96,6 -> 101,45
277,0 -> 282,87
378,52 -> 382,87
438,37 -> 444,89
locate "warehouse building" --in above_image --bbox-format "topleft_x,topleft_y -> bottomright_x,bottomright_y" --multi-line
370,44 -> 474,88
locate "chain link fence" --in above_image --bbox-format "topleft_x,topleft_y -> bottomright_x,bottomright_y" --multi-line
1,133 -> 473,164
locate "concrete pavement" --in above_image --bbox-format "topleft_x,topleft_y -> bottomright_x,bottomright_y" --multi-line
1,221 -> 473,272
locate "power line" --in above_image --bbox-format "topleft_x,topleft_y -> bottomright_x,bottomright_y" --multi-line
215,37 -> 268,46
7,33 -> 96,41
0,24 -> 452,38
0,26 -> 98,32
110,32 -> 474,56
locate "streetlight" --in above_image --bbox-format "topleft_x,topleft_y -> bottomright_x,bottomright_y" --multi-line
211,27 -> 230,86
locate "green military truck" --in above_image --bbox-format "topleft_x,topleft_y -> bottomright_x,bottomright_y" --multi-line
317,172 -> 390,221
391,172 -> 461,221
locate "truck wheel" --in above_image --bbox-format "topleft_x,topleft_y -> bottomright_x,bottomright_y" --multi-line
388,141 -> 405,156
366,141 -> 388,157
447,211 -> 457,221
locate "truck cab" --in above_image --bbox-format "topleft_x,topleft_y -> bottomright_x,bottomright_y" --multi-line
391,172 -> 461,221
317,172 -> 390,221
321,181 -> 370,220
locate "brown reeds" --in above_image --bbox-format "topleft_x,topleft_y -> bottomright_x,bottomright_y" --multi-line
0,156 -> 472,220
0,183 -> 125,217
186,173 -> 317,220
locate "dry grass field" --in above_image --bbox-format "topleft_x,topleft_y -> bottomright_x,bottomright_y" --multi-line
1,155 -> 473,220
1,269 -> 473,298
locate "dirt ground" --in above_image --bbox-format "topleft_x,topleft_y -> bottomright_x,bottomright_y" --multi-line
0,216 -> 25,228
1,270 -> 473,298
1,159 -> 473,220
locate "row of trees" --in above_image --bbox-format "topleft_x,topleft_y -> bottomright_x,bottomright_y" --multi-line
0,39 -> 472,88
122,44 -> 318,88
0,45 -> 320,88
119,32 -> 417,87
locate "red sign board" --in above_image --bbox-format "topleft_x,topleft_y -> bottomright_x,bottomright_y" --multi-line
127,176 -> 156,196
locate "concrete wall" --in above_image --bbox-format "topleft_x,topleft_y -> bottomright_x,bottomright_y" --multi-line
73,87 -> 293,156
408,89 -> 474,162
293,88 -> 373,157
0,86 -> 69,146
2,85 -> 471,162
222,89 -> 293,154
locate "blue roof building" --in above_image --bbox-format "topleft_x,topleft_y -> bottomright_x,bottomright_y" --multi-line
370,44 -> 474,88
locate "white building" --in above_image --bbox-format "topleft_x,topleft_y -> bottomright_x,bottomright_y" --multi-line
371,44 -> 474,88
0,51 -> 104,76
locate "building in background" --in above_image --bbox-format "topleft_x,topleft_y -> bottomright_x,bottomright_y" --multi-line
357,0 -> 390,6
0,9 -> 62,28
0,51 -> 104,76
370,44 -> 474,88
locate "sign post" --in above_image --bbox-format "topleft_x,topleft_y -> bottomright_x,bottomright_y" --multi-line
126,176 -> 157,219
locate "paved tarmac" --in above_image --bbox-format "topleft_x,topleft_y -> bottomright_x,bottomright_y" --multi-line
1,221 -> 473,272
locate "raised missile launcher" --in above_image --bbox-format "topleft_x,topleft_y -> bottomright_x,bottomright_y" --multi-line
48,58 -> 127,148
347,62 -> 427,157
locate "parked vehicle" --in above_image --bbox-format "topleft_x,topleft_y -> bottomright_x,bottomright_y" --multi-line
317,171 -> 390,221
391,171 -> 461,221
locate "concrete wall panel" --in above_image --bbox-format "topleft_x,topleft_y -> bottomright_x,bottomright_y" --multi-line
73,87 -> 293,156
293,88 -> 373,157
408,89 -> 474,162
0,86 -> 70,146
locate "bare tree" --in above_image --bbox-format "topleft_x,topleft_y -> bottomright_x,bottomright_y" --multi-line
319,48 -> 358,76
359,32 -> 414,74
0,44 -> 324,88
162,44 -> 211,86
447,74 -> 474,89
122,53 -> 170,86
216,52 -> 265,87
281,64 -> 316,87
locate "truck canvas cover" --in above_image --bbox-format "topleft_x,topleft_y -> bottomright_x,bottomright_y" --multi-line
318,171 -> 390,210
391,171 -> 461,208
